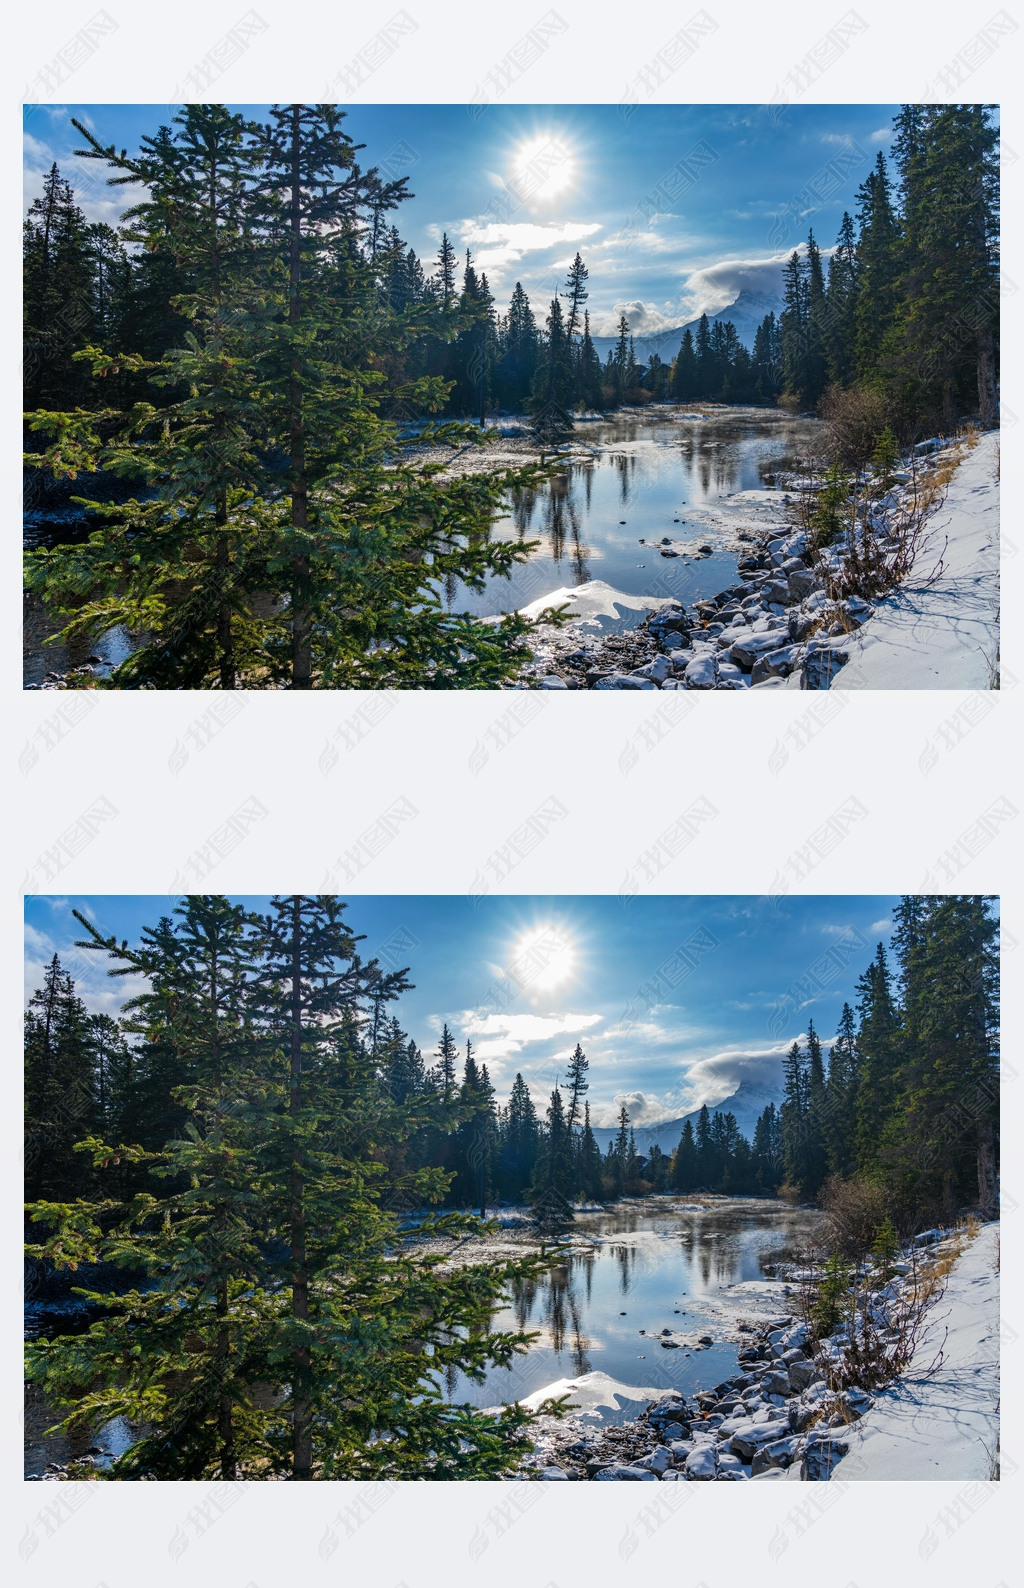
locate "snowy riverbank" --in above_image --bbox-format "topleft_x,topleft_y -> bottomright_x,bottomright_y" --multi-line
515,429 -> 999,691
512,1220 -> 999,1481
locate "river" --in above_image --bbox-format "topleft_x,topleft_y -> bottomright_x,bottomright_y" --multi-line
24,406 -> 822,685
444,1195 -> 824,1422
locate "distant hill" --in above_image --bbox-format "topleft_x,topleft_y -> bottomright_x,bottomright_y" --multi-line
591,289 -> 784,366
590,1078 -> 783,1157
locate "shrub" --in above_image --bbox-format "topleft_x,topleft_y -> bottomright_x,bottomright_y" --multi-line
818,383 -> 890,466
819,1173 -> 891,1258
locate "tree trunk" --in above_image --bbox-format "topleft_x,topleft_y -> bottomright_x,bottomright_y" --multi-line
288,110 -> 312,689
289,898 -> 313,1478
977,326 -> 998,428
976,1116 -> 998,1216
216,1276 -> 235,1479
215,492 -> 235,689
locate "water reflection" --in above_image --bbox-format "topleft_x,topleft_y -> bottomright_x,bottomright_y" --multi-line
450,406 -> 823,625
448,1197 -> 824,1413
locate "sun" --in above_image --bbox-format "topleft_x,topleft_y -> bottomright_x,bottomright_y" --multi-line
509,925 -> 577,992
508,134 -> 576,202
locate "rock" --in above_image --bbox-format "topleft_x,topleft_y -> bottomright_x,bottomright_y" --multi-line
635,1447 -> 672,1473
787,1400 -> 819,1433
659,630 -> 687,651
538,1466 -> 571,1479
592,673 -> 659,690
800,639 -> 848,690
750,1436 -> 805,1476
787,568 -> 818,600
728,1422 -> 791,1462
593,1465 -> 659,1481
538,676 -> 569,688
661,1469 -> 684,1480
729,630 -> 790,672
787,1360 -> 820,1392
750,644 -> 803,684
763,580 -> 793,606
839,597 -> 872,628
660,548 -> 679,557
632,655 -> 672,682
684,1446 -> 718,1480
683,654 -> 719,689
761,1368 -> 793,1397
839,1388 -> 873,1420
660,1422 -> 686,1441
669,1440 -> 695,1459
716,661 -> 748,689
801,1432 -> 849,1481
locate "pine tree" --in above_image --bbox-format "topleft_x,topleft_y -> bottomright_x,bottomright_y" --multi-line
853,943 -> 900,1173
500,1072 -> 540,1197
23,164 -> 97,410
27,897 -> 559,1479
671,1116 -> 697,1191
853,152 -> 901,386
780,1040 -> 809,1193
24,955 -> 95,1201
671,326 -> 697,402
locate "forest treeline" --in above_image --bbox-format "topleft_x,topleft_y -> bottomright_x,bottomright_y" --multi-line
23,104 -> 997,689
24,893 -> 997,1478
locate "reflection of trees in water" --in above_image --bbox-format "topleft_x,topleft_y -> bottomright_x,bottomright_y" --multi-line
539,471 -> 590,585
509,484 -> 539,538
508,1254 -> 592,1377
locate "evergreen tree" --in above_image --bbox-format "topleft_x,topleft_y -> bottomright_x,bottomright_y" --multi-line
24,955 -> 95,1201
780,1039 -> 809,1192
23,164 -> 97,410
853,943 -> 900,1172
671,326 -> 697,402
671,1116 -> 697,1190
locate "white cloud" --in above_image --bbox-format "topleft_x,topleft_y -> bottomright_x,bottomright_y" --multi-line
463,1010 -> 603,1044
592,1090 -> 671,1128
870,918 -> 893,933
680,253 -> 795,317
458,219 -> 602,280
590,299 -> 680,337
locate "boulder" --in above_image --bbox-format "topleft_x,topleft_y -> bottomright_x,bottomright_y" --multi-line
763,580 -> 793,606
632,655 -> 672,682
800,639 -> 848,690
750,644 -> 803,684
538,1465 -> 571,1479
660,1422 -> 686,1441
788,568 -> 818,601
728,1422 -> 790,1462
659,630 -> 687,651
635,1447 -> 672,1473
787,1399 -> 819,1433
750,1436 -> 805,1476
800,1432 -> 849,1481
538,676 -> 569,689
787,1359 -> 820,1392
729,630 -> 791,672
593,1465 -> 659,1481
683,654 -> 719,690
761,1369 -> 793,1397
592,673 -> 659,690
684,1445 -> 718,1481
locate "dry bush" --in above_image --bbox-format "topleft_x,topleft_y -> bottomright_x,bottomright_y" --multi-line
819,1174 -> 891,1258
818,384 -> 890,467
776,392 -> 803,414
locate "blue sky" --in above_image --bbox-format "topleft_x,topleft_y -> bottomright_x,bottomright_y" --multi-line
25,894 -> 899,1128
23,102 -> 900,336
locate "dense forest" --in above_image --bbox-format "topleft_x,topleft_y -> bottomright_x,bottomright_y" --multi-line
25,894 -> 997,1477
24,104 -> 998,688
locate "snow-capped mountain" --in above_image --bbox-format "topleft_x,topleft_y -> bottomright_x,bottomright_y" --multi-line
591,289 -> 785,365
590,1078 -> 784,1157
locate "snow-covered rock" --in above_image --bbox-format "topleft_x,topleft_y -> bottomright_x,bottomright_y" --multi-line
684,1445 -> 719,1480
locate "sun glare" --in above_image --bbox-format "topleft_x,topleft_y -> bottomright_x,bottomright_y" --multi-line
509,925 -> 577,991
509,134 -> 576,201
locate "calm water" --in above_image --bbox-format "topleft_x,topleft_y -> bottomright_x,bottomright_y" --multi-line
446,1197 -> 824,1417
24,407 -> 822,681
451,406 -> 823,625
